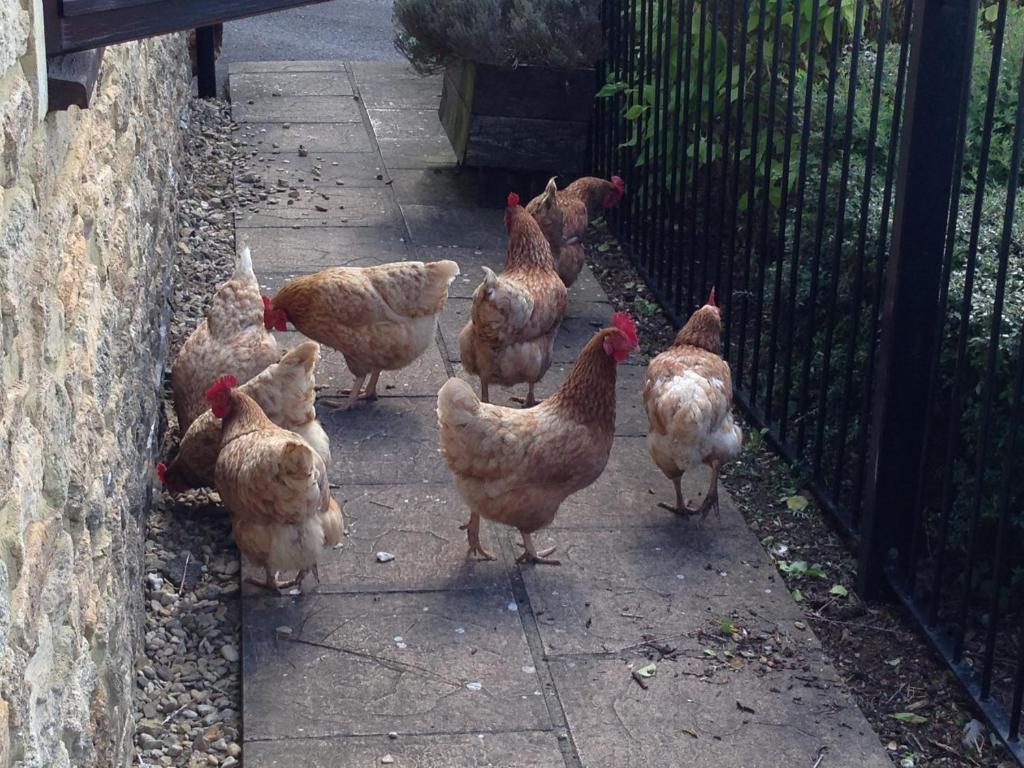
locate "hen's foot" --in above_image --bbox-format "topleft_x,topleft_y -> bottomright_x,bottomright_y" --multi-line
658,502 -> 694,516
246,568 -> 304,593
693,486 -> 720,522
459,516 -> 496,561
517,534 -> 560,565
658,477 -> 690,517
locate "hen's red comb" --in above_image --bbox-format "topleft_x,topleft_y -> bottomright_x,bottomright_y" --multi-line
612,312 -> 638,346
205,375 -> 237,405
507,192 -> 520,208
612,176 -> 625,194
707,287 -> 717,307
156,462 -> 168,485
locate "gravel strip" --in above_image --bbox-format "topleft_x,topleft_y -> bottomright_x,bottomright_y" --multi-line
134,100 -> 243,768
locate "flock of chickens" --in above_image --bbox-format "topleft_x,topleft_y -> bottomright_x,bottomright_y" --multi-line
156,175 -> 742,590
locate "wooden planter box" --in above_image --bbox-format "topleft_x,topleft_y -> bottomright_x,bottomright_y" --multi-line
439,60 -> 594,173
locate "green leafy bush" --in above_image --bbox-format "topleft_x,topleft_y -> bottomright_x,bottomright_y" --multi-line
392,0 -> 604,73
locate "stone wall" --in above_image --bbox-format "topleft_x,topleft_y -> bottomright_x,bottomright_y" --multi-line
0,2 -> 189,764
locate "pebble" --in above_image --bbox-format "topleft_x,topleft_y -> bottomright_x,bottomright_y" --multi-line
381,756 -> 395,765
134,100 -> 243,768
376,551 -> 396,563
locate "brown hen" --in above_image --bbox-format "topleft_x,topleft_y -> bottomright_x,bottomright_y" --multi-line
172,247 -> 280,431
459,193 -> 568,407
526,175 -> 625,287
208,377 -> 343,593
438,314 -> 638,564
264,260 -> 459,409
158,340 -> 330,492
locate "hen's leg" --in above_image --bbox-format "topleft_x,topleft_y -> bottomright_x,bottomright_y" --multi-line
480,380 -> 490,404
360,370 -> 381,401
657,476 -> 687,515
318,374 -> 368,410
516,532 -> 560,565
459,511 -> 496,561
511,382 -> 540,407
692,461 -> 722,521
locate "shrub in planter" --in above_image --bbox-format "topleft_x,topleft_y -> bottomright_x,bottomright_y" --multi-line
393,0 -> 604,172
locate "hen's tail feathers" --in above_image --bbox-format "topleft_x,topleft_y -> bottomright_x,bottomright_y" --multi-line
233,246 -> 256,284
321,497 -> 344,547
279,340 -> 321,374
296,420 -> 331,465
429,259 -> 461,287
436,377 -> 480,428
417,259 -> 461,312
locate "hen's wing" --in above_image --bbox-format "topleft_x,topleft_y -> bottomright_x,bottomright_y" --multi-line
366,260 -> 460,317
469,269 -> 535,346
437,378 -> 593,486
557,192 -> 589,240
644,347 -> 733,450
219,431 -> 328,526
280,261 -> 459,328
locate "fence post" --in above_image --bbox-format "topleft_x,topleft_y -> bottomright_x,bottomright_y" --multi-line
857,0 -> 978,597
196,26 -> 217,99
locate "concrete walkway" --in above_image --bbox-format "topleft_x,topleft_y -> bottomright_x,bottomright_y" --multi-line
230,61 -> 891,768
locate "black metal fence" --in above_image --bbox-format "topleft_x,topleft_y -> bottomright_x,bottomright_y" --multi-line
592,0 -> 1024,756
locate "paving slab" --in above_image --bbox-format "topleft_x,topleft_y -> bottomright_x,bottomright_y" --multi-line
240,227 -> 412,275
520,523 -> 788,656
237,187 -> 399,229
230,60 -> 349,74
233,95 -> 364,124
314,484 -> 511,594
367,108 -> 450,142
238,122 -> 374,153
377,137 -> 458,170
229,71 -> 355,100
389,168 -> 485,207
242,590 -> 552,739
240,151 -> 389,189
548,655 -> 890,768
323,396 -> 450,486
246,731 -> 566,768
402,204 -> 506,249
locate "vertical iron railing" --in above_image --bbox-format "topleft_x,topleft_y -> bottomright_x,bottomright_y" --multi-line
593,0 -> 1024,757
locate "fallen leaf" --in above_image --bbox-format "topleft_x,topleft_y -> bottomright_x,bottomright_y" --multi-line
720,618 -> 736,635
636,663 -> 657,678
893,712 -> 928,725
786,494 -> 809,511
829,584 -> 849,597
884,657 -> 902,667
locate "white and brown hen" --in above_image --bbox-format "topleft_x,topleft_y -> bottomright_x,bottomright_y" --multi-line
643,290 -> 742,519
